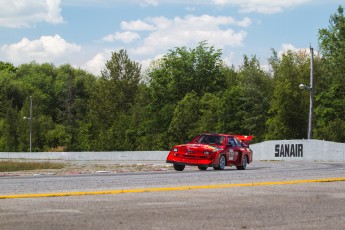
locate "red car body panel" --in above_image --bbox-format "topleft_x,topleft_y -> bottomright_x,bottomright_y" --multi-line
166,133 -> 253,170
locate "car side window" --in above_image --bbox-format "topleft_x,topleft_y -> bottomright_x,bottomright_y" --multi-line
234,138 -> 243,147
228,137 -> 236,147
197,135 -> 206,143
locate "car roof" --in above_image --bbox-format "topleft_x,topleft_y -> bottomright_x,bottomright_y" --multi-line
200,133 -> 233,137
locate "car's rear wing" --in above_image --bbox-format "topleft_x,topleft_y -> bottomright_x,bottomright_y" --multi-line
233,135 -> 254,146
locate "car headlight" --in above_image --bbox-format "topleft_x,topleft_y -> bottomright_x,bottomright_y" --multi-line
173,148 -> 178,152
204,151 -> 210,155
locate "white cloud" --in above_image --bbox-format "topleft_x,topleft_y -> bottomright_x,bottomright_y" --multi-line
102,31 -> 141,43
89,14 -> 251,75
222,52 -> 236,66
61,0 -> 311,14
125,15 -> 249,56
1,34 -> 81,64
137,0 -> 159,7
88,0 -> 311,14
0,0 -> 64,28
260,63 -> 271,73
121,20 -> 157,31
186,6 -> 196,12
82,52 -> 110,76
237,17 -> 251,27
280,43 -> 299,53
278,43 -> 315,58
212,0 -> 310,14
140,54 -> 163,71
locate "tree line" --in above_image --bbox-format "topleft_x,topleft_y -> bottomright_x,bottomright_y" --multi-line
1,6 -> 344,152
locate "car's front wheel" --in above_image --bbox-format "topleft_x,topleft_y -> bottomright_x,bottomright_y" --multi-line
213,155 -> 226,170
173,164 -> 185,171
236,155 -> 247,170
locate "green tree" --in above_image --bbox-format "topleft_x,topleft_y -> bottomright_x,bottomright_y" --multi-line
16,62 -> 55,111
0,61 -> 16,73
0,61 -> 98,152
86,50 -> 142,150
168,92 -> 201,145
0,100 -> 21,151
236,55 -> 273,142
266,50 -> 314,140
147,42 -> 228,149
195,93 -> 221,134
149,41 -> 227,107
53,65 -> 95,150
217,86 -> 245,134
315,5 -> 345,142
0,69 -> 24,151
120,84 -> 157,150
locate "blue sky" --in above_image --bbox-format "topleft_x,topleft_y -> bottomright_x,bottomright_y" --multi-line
0,0 -> 343,76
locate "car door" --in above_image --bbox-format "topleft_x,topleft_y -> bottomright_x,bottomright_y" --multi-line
233,136 -> 253,163
226,136 -> 239,164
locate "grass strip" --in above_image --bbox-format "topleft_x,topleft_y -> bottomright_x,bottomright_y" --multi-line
0,161 -> 64,172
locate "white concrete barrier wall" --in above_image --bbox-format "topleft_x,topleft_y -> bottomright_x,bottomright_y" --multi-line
0,140 -> 344,162
250,139 -> 345,161
0,151 -> 169,161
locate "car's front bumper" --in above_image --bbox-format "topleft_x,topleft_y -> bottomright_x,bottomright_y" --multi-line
166,154 -> 218,167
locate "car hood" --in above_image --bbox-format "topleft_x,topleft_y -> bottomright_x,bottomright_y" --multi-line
175,143 -> 222,152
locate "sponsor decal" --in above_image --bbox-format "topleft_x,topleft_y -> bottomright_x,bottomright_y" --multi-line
229,149 -> 235,160
275,144 -> 303,157
207,145 -> 219,152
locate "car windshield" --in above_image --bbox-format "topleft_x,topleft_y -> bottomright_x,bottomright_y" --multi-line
194,134 -> 225,145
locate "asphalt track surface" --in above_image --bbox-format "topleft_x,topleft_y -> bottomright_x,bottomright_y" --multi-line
0,161 -> 345,230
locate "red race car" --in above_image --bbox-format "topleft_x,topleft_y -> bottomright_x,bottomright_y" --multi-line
166,133 -> 253,171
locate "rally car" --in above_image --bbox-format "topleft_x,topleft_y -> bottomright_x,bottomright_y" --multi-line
166,133 -> 253,171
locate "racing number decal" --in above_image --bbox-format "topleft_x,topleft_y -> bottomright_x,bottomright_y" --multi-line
229,149 -> 235,160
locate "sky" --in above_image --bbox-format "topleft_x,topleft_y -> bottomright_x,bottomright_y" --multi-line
0,0 -> 343,76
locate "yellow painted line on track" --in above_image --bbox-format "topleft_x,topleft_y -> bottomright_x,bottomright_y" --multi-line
1,177 -> 345,199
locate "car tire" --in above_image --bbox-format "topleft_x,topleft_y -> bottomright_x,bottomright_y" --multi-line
236,155 -> 247,170
198,166 -> 208,170
173,164 -> 185,171
213,155 -> 226,170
